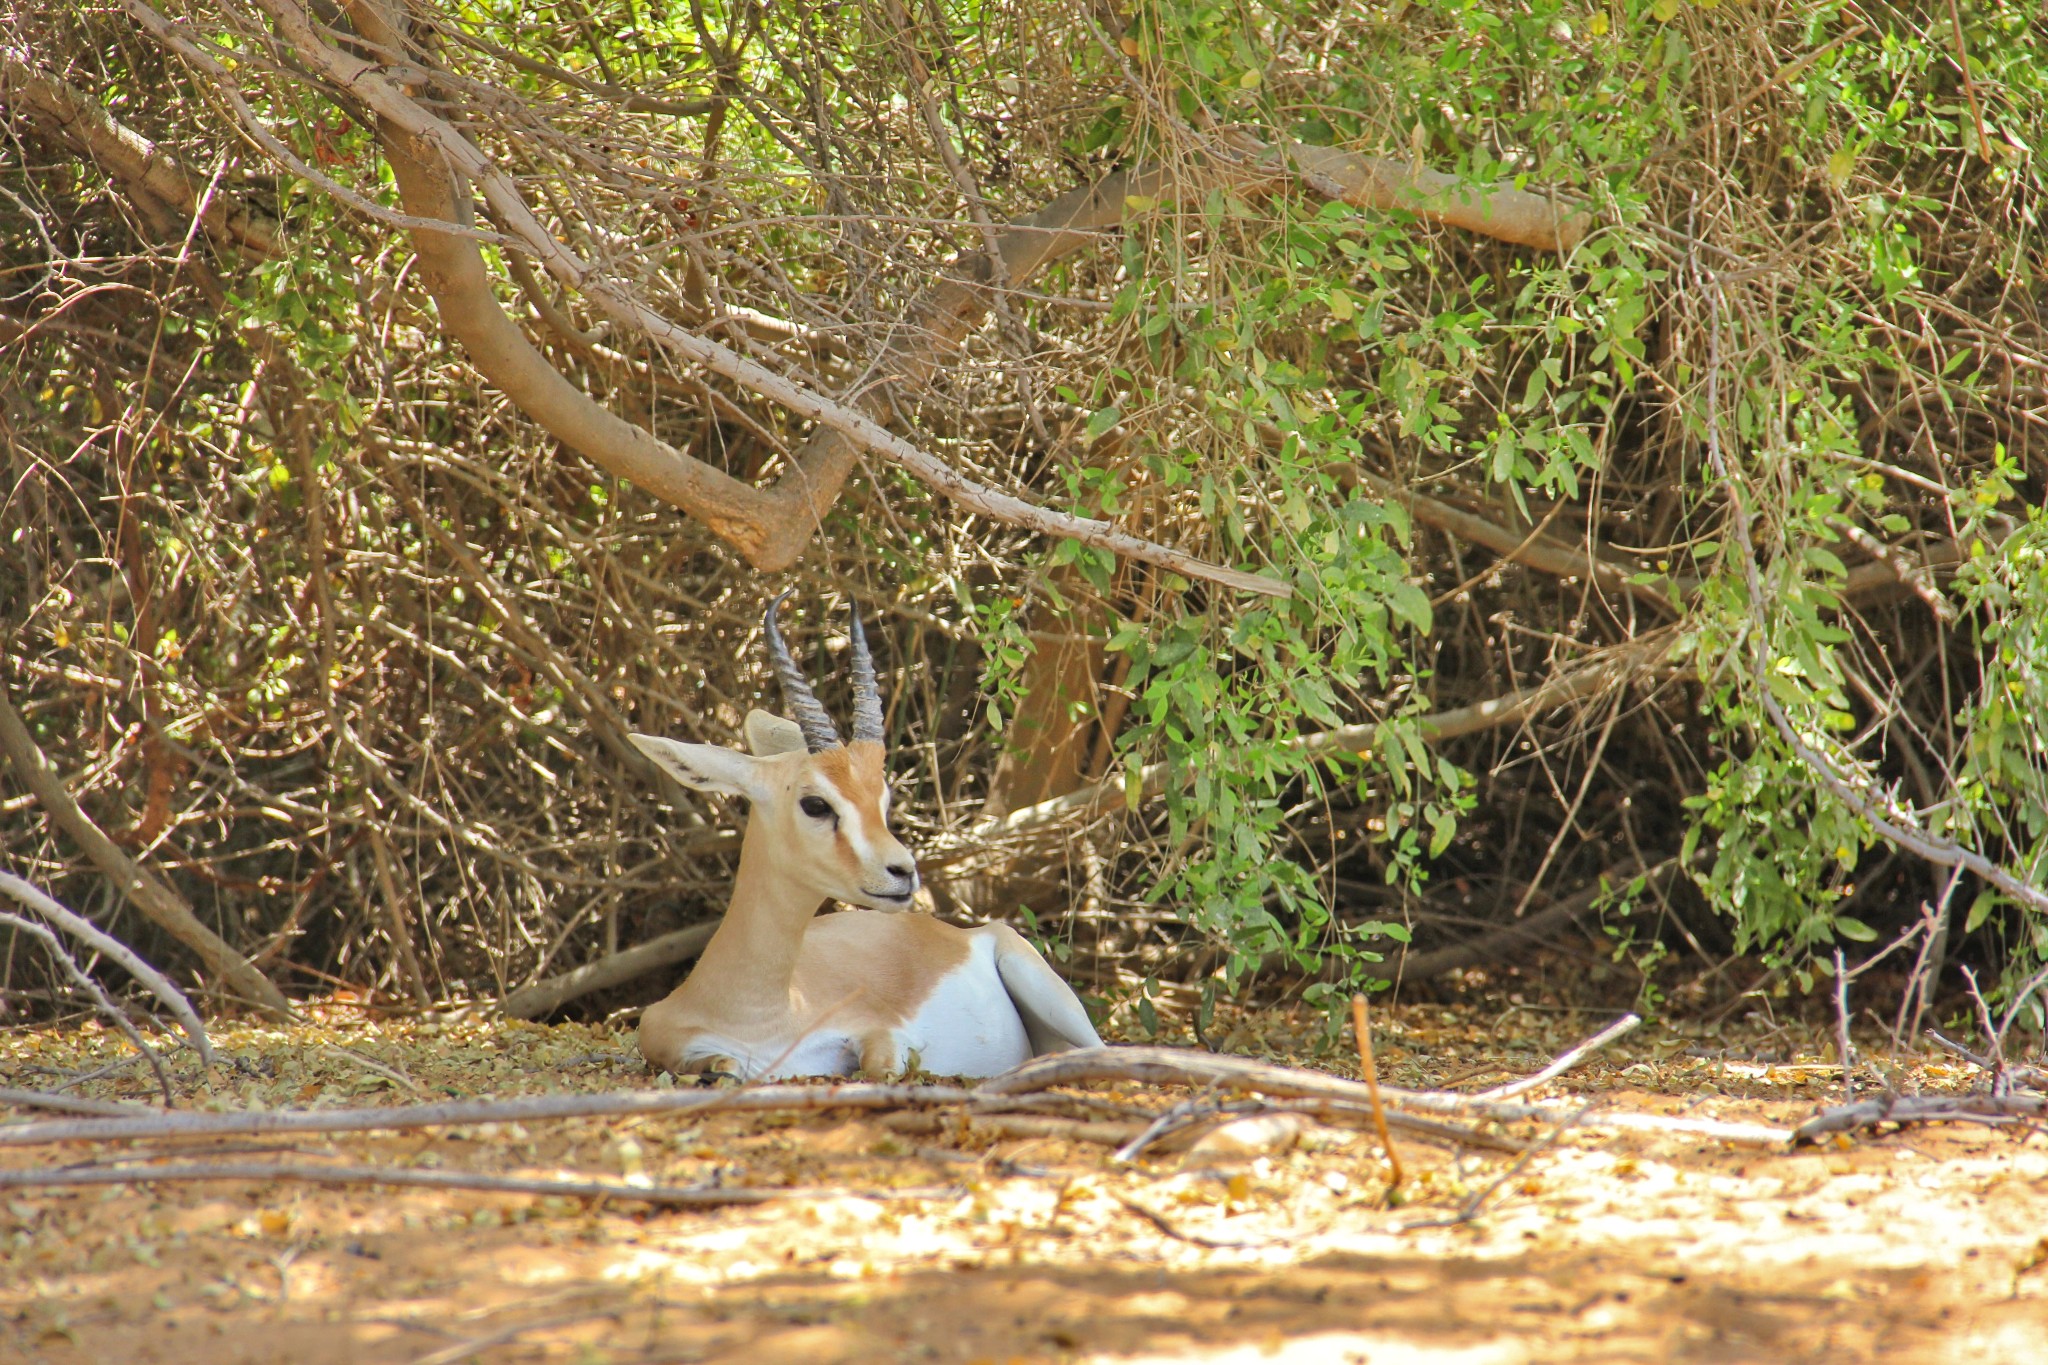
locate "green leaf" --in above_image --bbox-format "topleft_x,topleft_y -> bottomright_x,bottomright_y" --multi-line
1387,583 -> 1433,634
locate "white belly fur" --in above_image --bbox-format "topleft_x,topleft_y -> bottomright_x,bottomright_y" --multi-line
888,928 -> 1032,1077
733,927 -> 1029,1080
676,926 -> 1034,1081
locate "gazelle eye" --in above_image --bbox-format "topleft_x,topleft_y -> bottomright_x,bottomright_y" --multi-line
799,795 -> 833,820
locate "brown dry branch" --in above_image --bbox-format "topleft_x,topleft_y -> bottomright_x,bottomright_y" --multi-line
965,633 -> 1674,846
1475,1013 -> 1642,1101
0,1080 -> 984,1147
0,696 -> 292,1019
1247,136 -> 1591,255
981,1040 -> 1793,1148
125,0 -> 1281,599
0,907 -> 174,1101
1351,992 -> 1403,1188
0,1087 -> 153,1117
880,1109 -> 1146,1149
1791,1090 -> 2048,1146
500,922 -> 719,1021
0,870 -> 215,1060
0,47 -> 275,254
0,1159 -> 818,1207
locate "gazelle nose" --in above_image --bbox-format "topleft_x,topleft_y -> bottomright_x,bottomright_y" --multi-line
885,863 -> 915,883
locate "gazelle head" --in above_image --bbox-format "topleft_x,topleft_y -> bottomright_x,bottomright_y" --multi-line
630,593 -> 920,911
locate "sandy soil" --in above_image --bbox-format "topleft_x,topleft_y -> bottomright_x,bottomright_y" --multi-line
3,1005 -> 2044,1364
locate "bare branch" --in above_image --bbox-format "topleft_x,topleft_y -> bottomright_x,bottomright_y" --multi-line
0,1087 -> 153,1117
0,692 -> 291,1019
500,922 -> 717,1020
0,1160 -> 810,1207
0,870 -> 213,1063
0,1079 -> 983,1146
0,46 -> 274,254
1475,1014 -> 1641,1100
126,1 -> 1282,597
1240,134 -> 1593,255
965,633 -> 1672,841
0,907 -> 173,1100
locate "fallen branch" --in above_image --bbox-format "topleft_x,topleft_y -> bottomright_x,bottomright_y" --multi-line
0,1087 -> 153,1118
1401,1103 -> 1595,1231
0,1159 -> 810,1207
500,922 -> 718,1020
0,693 -> 292,1020
980,1044 -> 1792,1148
1791,1090 -> 2048,1145
0,1079 -> 981,1147
881,1110 -> 1147,1149
1476,1014 -> 1641,1100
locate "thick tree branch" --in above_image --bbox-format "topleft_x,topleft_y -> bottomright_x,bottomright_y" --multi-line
118,2 -> 1279,596
1233,133 -> 1592,255
0,47 -> 274,254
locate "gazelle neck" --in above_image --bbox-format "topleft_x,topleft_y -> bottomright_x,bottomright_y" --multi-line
689,817 -> 826,1012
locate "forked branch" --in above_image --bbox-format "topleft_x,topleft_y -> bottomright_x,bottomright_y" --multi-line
122,1 -> 1281,597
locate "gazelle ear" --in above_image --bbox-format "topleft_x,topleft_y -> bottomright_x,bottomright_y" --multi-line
743,709 -> 808,757
629,734 -> 768,801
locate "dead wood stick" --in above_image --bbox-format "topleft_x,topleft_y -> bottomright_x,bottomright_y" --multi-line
980,1046 -> 1793,1147
0,870 -> 214,1062
0,907 -> 174,1103
0,1087 -> 154,1118
1352,992 -> 1404,1188
1925,1030 -> 2048,1090
0,1159 -> 807,1207
1475,1013 -> 1641,1100
0,1081 -> 980,1147
881,1111 -> 1147,1148
500,922 -> 717,1020
1792,1090 -> 2048,1145
0,695 -> 291,1020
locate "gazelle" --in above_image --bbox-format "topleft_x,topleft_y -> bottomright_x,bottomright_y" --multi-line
628,593 -> 1103,1080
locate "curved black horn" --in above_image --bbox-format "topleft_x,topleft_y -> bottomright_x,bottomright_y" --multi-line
763,591 -> 840,752
847,601 -> 885,745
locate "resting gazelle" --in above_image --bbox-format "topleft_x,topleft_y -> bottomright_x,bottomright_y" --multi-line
628,593 -> 1102,1080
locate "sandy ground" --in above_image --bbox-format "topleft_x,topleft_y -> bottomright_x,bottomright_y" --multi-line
3,1005 -> 2045,1363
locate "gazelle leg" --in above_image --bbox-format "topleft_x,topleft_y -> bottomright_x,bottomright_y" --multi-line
692,1054 -> 744,1086
856,1031 -> 903,1079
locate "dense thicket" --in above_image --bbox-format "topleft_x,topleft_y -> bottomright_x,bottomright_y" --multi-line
2,1 -> 2043,1035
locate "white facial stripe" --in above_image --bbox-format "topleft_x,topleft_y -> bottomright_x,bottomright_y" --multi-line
812,772 -> 877,866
